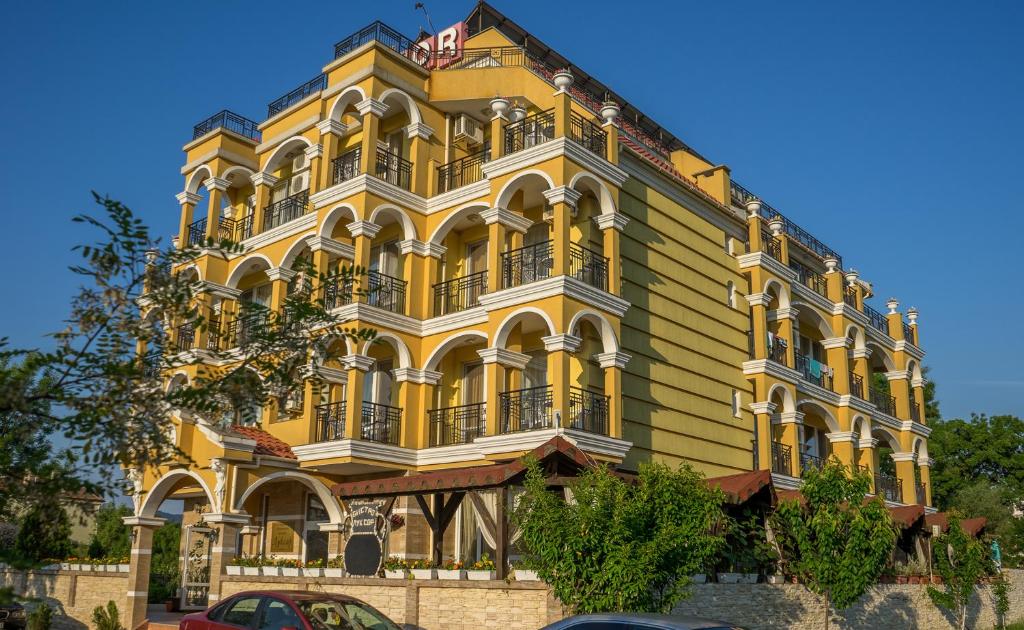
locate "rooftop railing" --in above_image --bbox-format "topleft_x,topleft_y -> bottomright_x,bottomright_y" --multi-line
790,259 -> 828,299
192,110 -> 261,142
333,20 -> 425,63
864,303 -> 889,334
267,74 -> 327,117
761,229 -> 782,262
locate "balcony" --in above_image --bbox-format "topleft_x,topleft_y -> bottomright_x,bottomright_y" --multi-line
849,373 -> 865,399
315,401 -> 346,442
795,352 -> 833,391
569,243 -> 609,291
916,482 -> 927,505
499,385 -> 553,434
432,271 -> 487,316
760,229 -> 783,262
733,181 -> 843,268
374,148 -> 412,190
322,274 -> 355,310
902,322 -> 914,344
332,148 -> 361,185
501,241 -> 553,289
568,388 -> 609,435
437,149 -> 488,194
428,402 -> 485,446
209,311 -> 269,351
875,473 -> 902,502
504,109 -> 555,155
910,401 -> 921,423
771,441 -> 793,476
790,260 -> 828,299
568,111 -> 607,157
192,110 -> 261,142
263,191 -> 310,232
360,401 -> 402,445
869,386 -> 897,417
800,452 -> 824,476
186,215 -> 254,246
175,323 -> 195,353
767,335 -> 788,367
864,303 -> 888,334
365,270 -> 407,314
843,285 -> 858,309
267,74 -> 327,117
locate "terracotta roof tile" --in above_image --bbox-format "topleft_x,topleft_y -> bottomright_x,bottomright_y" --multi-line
230,425 -> 296,460
706,469 -> 773,504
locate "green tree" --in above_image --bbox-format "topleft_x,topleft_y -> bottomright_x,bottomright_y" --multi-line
948,481 -> 1024,567
13,502 -> 73,564
148,522 -> 182,603
928,513 -> 992,630
928,414 -> 1024,509
87,504 -> 132,559
513,459 -> 727,614
770,461 -> 896,630
26,603 -> 53,630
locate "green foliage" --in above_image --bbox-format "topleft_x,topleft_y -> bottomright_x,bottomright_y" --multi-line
770,460 -> 896,622
994,574 -> 1012,630
14,502 -> 72,564
27,603 -> 53,630
514,458 -> 727,614
929,414 -> 1024,509
147,522 -> 181,603
87,504 -> 132,559
92,601 -> 124,630
928,513 -> 992,630
947,481 -> 1024,568
719,508 -> 777,574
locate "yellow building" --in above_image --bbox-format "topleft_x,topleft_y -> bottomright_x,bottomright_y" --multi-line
122,3 -> 932,623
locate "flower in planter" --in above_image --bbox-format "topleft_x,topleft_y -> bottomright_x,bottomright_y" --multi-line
326,555 -> 345,569
409,559 -> 435,570
441,558 -> 464,571
305,559 -> 325,569
383,557 -> 407,571
470,553 -> 495,571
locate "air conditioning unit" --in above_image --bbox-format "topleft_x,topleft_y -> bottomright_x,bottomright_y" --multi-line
454,114 -> 483,146
291,153 -> 309,172
288,172 -> 309,196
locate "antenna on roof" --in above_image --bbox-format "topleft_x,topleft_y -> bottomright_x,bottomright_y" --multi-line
414,2 -> 437,36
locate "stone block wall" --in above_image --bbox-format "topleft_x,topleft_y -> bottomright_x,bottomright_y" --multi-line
0,569 -> 128,630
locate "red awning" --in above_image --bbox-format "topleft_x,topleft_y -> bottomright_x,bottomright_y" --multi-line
706,469 -> 773,504
925,512 -> 988,537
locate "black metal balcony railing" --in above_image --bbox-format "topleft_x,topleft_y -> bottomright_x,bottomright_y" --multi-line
761,229 -> 783,262
795,353 -> 834,391
432,270 -> 487,317
499,385 -> 553,434
187,216 -> 253,246
800,452 -> 824,476
568,387 -> 609,435
870,386 -> 897,417
771,441 -> 793,476
374,148 -> 412,190
850,373 -> 865,399
767,335 -> 789,367
501,240 -> 553,289
192,110 -> 261,142
437,149 -> 488,193
332,148 -> 361,185
843,285 -> 858,309
322,274 -> 355,310
568,111 -> 607,157
790,260 -> 828,299
187,218 -> 208,247
864,303 -> 889,334
428,402 -> 485,447
267,74 -> 327,117
175,323 -> 195,353
333,20 -> 426,63
916,483 -> 927,505
219,311 -> 270,349
910,400 -> 922,423
361,401 -> 402,445
875,473 -> 902,503
902,322 -> 914,344
366,270 -> 407,315
569,243 -> 609,291
504,109 -> 555,155
141,351 -> 162,379
263,191 -> 310,232
315,401 -> 347,442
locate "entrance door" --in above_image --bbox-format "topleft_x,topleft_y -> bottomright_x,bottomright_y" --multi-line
180,526 -> 213,611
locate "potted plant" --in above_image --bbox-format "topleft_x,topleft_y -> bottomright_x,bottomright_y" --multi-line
226,556 -> 243,576
409,558 -> 437,580
512,559 -> 539,582
116,555 -> 130,573
437,558 -> 465,580
59,559 -> 72,571
467,553 -> 496,581
278,558 -> 301,577
239,555 -> 262,576
302,559 -> 324,578
383,557 -> 407,579
324,555 -> 344,578
261,556 -> 281,577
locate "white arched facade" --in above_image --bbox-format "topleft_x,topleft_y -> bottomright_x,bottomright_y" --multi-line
427,202 -> 490,246
327,86 -> 368,122
767,382 -> 796,414
360,333 -> 413,369
796,399 -> 840,433
378,87 -> 423,126
319,203 -> 360,237
226,253 -> 274,288
423,331 -> 489,372
494,169 -> 556,210
493,307 -> 558,350
261,136 -> 314,176
567,309 -> 619,354
763,279 -> 792,309
185,165 -> 213,195
233,471 -> 344,524
140,469 -> 216,518
569,171 -> 617,215
279,234 -> 316,269
368,204 -> 417,241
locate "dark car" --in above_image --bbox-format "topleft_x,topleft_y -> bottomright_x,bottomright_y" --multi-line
179,591 -> 400,630
542,613 -> 746,630
0,602 -> 27,630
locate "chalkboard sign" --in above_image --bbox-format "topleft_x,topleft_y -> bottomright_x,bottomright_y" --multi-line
344,499 -> 386,576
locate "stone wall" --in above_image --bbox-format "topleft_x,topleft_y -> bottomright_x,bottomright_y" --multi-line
0,569 -> 128,630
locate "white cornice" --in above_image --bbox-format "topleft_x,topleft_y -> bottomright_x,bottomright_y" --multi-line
293,438 -> 417,467
791,282 -> 836,317
542,333 -> 582,353
425,179 -> 491,214
348,220 -> 381,239
342,354 -> 375,372
317,120 -> 347,136
482,137 -> 628,188
911,377 -> 927,388
330,302 -> 421,337
895,340 -> 926,359
362,172 -> 427,212
900,420 -> 932,437
195,281 -> 242,300
204,176 -> 230,192
596,351 -> 631,369
795,379 -> 842,406
237,217 -> 316,255
542,186 -> 582,208
405,122 -> 434,140
593,212 -> 629,232
123,516 -> 167,528
769,306 -> 800,322
479,207 -> 534,233
308,235 -> 355,260
250,172 -> 280,187
737,251 -> 798,283
777,411 -> 804,425
421,306 -> 489,337
826,431 -> 858,443
820,337 -> 849,350
177,191 -> 202,206
315,365 -> 348,384
891,451 -> 917,463
304,144 -> 323,160
399,239 -> 444,257
745,292 -> 771,307
742,359 -> 800,384
833,302 -> 870,328
885,370 -> 910,381
477,275 -> 630,319
859,437 -> 879,449
477,347 -> 530,369
393,367 -> 443,384
355,98 -> 388,117
265,267 -> 297,282
749,401 -> 777,415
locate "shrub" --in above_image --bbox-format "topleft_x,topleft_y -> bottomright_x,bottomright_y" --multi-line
326,555 -> 344,569
27,603 -> 53,630
92,601 -> 124,630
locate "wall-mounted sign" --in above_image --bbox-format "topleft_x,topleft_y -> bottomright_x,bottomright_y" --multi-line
343,499 -> 388,576
416,22 -> 467,69
269,522 -> 295,553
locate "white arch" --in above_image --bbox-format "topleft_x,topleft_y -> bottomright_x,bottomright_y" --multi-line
140,468 -> 215,518
767,382 -> 795,414
166,372 -> 190,393
866,341 -> 896,371
763,279 -> 792,309
319,203 -> 361,237
317,334 -> 357,363
493,307 -> 558,350
279,233 -> 316,269
427,202 -> 490,246
844,324 -> 866,351
262,136 -> 314,175
328,85 -> 368,122
177,263 -> 203,283
906,359 -> 923,382
226,253 -> 274,289
793,301 -> 834,339
234,471 -> 344,523
569,170 -> 617,215
368,204 -> 417,241
378,87 -> 422,126
494,169 -> 557,210
796,399 -> 840,433
852,414 -> 870,438
360,332 -> 413,369
912,436 -> 929,460
185,165 -> 213,194
568,309 -> 619,354
423,330 -> 489,372
872,426 -> 902,451
221,165 -> 256,184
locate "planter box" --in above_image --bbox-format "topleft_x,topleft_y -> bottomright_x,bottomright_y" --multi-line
280,567 -> 300,577
437,569 -> 465,580
261,566 -> 282,577
766,575 -> 786,584
68,564 -> 82,572
385,570 -> 407,579
410,568 -> 437,580
226,566 -> 242,576
690,574 -> 707,584
241,567 -> 260,576
467,570 -> 496,581
324,568 -> 344,578
717,573 -> 758,584
514,569 -> 539,582
301,568 -> 323,578
59,563 -> 72,571
117,564 -> 130,573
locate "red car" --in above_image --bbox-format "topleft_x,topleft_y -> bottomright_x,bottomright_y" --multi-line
179,591 -> 400,630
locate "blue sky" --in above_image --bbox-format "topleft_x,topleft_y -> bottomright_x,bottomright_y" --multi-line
0,0 -> 1021,421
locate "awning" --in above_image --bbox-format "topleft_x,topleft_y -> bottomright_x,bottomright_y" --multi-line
925,512 -> 988,537
706,469 -> 773,504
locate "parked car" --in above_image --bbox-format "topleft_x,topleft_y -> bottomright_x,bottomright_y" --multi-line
179,591 -> 400,630
0,602 -> 27,630
542,613 -> 746,630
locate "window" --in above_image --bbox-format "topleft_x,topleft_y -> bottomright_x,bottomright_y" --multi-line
731,389 -> 741,418
257,598 -> 303,630
220,596 -> 262,627
298,599 -> 401,630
